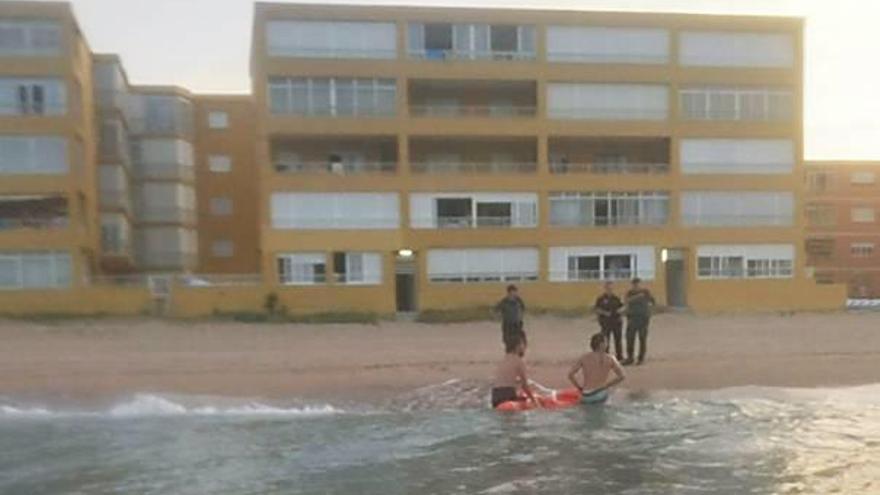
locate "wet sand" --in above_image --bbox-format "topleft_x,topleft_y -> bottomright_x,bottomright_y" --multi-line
0,312 -> 879,403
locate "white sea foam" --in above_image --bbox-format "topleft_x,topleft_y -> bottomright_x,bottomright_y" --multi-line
0,394 -> 342,419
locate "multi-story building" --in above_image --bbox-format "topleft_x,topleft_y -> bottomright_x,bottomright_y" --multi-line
806,161 -> 880,298
0,2 -> 98,291
251,3 -> 841,314
193,95 -> 260,275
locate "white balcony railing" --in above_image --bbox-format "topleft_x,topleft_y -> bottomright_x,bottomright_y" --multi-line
550,162 -> 670,174
0,216 -> 69,231
431,216 -> 537,229
133,163 -> 195,182
408,49 -> 536,61
412,162 -> 537,174
135,206 -> 196,225
0,102 -> 66,116
409,104 -> 537,118
175,274 -> 263,288
273,161 -> 396,175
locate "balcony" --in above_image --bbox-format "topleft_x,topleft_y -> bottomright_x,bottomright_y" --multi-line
409,80 -> 536,119
549,137 -> 670,175
135,206 -> 196,225
133,163 -> 195,182
0,195 -> 68,232
99,189 -> 132,212
271,136 -> 398,175
0,100 -> 65,117
128,94 -> 194,137
410,137 -> 537,175
137,250 -> 198,270
407,23 -> 536,61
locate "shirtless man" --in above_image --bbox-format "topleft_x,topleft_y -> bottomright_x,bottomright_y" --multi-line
491,333 -> 537,409
567,333 -> 626,405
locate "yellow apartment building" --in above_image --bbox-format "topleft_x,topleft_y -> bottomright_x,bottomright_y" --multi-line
0,2 -> 98,290
251,3 -> 844,314
193,95 -> 261,275
0,1 -> 846,316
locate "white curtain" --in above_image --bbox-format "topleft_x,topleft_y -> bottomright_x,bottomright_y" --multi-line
681,139 -> 794,174
548,83 -> 669,120
271,193 -> 399,230
680,31 -> 794,68
682,191 -> 794,227
267,21 -> 396,58
546,26 -> 669,63
0,136 -> 66,174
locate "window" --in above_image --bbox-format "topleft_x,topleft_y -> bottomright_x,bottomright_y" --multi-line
408,23 -> 535,60
680,87 -> 793,122
806,204 -> 837,227
679,31 -> 794,68
805,238 -> 835,259
268,77 -> 396,117
852,207 -> 876,223
271,193 -> 399,230
277,253 -> 326,285
546,26 -> 669,64
0,78 -> 66,116
696,245 -> 794,280
207,111 -> 229,129
410,193 -> 538,229
0,251 -> 71,290
807,171 -> 833,192
0,136 -> 67,175
0,195 -> 68,231
549,246 -> 655,282
681,191 -> 794,227
851,171 -> 876,185
0,21 -> 61,56
427,248 -> 539,283
209,197 -> 233,216
333,252 -> 382,284
547,83 -> 669,120
850,243 -> 874,258
436,198 -> 472,228
208,155 -> 232,173
680,139 -> 794,175
211,240 -> 234,258
267,21 -> 397,59
549,192 -> 669,227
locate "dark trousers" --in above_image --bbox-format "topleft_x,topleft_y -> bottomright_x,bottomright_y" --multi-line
626,316 -> 650,362
599,318 -> 623,360
502,321 -> 525,348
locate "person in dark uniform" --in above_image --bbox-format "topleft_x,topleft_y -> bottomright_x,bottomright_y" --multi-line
494,285 -> 526,349
593,281 -> 624,361
623,278 -> 656,366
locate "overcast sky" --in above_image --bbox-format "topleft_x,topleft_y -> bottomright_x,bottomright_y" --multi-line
32,0 -> 880,160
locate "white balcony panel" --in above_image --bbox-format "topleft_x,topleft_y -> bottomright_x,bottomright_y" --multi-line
680,139 -> 794,174
681,191 -> 794,227
679,31 -> 794,68
267,20 -> 397,59
271,193 -> 399,230
547,26 -> 669,64
548,83 -> 668,120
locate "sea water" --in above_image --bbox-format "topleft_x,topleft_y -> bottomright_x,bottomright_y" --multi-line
0,383 -> 877,495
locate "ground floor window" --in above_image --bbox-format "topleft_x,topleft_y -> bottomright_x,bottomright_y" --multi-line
0,251 -> 71,289
696,245 -> 794,280
549,246 -> 654,282
332,252 -> 382,285
277,253 -> 326,285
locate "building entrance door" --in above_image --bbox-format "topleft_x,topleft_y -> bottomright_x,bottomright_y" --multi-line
395,253 -> 417,313
664,248 -> 688,308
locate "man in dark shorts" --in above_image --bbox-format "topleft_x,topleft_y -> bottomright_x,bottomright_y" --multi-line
623,278 -> 656,366
594,281 -> 624,361
491,333 -> 536,408
494,284 -> 525,349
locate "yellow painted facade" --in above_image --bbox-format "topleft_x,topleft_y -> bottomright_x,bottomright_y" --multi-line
251,3 -> 846,314
0,1 -> 847,316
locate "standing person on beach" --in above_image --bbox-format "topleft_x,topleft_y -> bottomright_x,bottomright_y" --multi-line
623,278 -> 655,366
594,281 -> 624,361
494,284 -> 526,349
567,333 -> 626,405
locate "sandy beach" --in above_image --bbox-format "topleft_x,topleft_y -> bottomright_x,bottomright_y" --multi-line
0,311 -> 879,404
